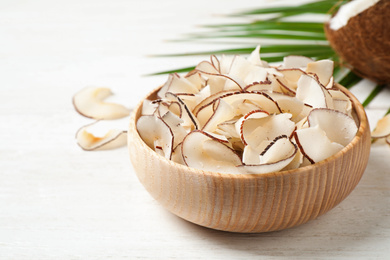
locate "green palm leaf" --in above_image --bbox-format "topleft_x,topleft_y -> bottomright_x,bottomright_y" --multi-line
232,0 -> 343,16
150,0 -> 386,108
204,21 -> 325,33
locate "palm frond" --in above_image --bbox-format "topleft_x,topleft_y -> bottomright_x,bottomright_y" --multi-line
338,70 -> 362,89
150,0 -> 386,107
232,0 -> 345,16
149,66 -> 196,76
204,21 -> 325,32
363,84 -> 386,107
154,44 -> 332,57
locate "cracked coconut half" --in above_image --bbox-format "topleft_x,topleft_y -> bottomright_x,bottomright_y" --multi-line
136,46 -> 359,174
325,0 -> 390,84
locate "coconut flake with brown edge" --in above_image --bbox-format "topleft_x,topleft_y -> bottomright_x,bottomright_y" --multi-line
76,121 -> 127,151
240,113 -> 295,151
305,59 -> 334,87
296,74 -> 333,109
294,108 -> 358,163
137,115 -> 174,160
241,135 -> 297,174
294,125 -> 344,164
371,114 -> 390,139
307,108 -> 358,146
73,87 -> 130,120
202,98 -> 235,132
181,130 -> 242,174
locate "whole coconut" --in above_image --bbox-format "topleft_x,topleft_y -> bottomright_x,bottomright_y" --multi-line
324,0 -> 390,84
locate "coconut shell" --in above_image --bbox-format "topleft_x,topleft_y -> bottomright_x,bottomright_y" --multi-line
324,0 -> 390,84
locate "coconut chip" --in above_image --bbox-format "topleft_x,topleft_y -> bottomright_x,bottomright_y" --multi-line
371,114 -> 390,139
136,115 -> 174,160
241,135 -> 297,174
73,87 -> 130,120
294,108 -> 358,163
181,130 -> 242,174
76,121 -> 127,151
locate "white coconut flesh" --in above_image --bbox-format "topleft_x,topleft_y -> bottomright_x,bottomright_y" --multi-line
329,0 -> 380,30
136,46 -> 359,173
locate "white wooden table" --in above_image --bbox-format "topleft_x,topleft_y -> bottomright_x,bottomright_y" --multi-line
1,0 -> 390,259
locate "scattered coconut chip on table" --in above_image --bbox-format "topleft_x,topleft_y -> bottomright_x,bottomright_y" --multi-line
371,114 -> 390,139
371,114 -> 390,148
136,46 -> 360,174
76,121 -> 127,151
73,87 -> 131,120
73,87 -> 131,151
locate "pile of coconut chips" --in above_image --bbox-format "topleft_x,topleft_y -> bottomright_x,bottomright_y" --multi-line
136,46 -> 359,174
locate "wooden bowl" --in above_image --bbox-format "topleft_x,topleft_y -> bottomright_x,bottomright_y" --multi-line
128,84 -> 371,233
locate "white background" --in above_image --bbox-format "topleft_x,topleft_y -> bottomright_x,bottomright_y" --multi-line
1,0 -> 390,259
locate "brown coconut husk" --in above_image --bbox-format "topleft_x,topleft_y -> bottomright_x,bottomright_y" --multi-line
324,0 -> 390,84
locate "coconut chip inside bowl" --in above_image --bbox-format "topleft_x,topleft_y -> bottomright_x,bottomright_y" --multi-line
137,46 -> 359,174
